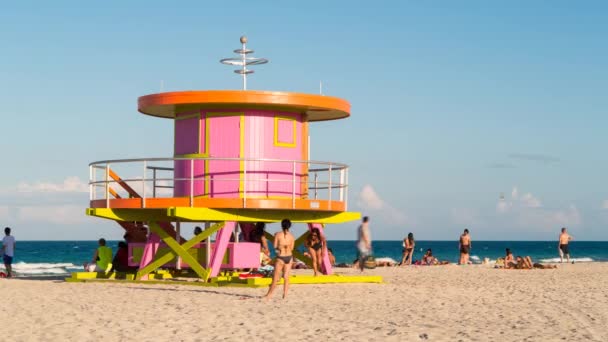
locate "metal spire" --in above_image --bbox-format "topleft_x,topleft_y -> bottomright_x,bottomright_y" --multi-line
220,36 -> 269,90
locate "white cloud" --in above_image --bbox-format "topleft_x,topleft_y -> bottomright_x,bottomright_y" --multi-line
0,205 -> 91,224
358,185 -> 384,210
17,176 -> 88,193
520,193 -> 542,208
357,184 -> 408,225
496,186 -> 581,231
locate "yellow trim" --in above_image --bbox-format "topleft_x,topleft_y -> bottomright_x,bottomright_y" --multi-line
274,116 -> 297,148
86,207 -> 361,224
175,113 -> 200,120
204,112 -> 245,198
174,153 -> 209,158
240,114 -> 245,197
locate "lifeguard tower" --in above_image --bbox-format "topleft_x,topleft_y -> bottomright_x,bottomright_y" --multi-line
79,37 -> 379,286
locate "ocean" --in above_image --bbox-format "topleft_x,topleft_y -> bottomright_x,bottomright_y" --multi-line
1,240 -> 605,277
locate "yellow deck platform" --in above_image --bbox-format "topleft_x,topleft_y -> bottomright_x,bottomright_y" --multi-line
66,271 -> 383,288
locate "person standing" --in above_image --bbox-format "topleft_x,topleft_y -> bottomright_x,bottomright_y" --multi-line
459,229 -> 471,265
357,216 -> 372,271
263,219 -> 295,300
558,227 -> 573,263
400,232 -> 415,265
2,227 -> 16,278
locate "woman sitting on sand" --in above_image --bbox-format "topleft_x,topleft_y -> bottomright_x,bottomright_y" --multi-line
422,249 -> 437,265
305,228 -> 326,276
504,248 -> 515,268
263,219 -> 295,300
400,232 -> 415,265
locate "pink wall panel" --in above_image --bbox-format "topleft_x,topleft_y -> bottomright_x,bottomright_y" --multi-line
174,116 -> 199,155
207,114 -> 241,197
173,159 -> 205,196
277,118 -> 294,144
244,110 -> 304,198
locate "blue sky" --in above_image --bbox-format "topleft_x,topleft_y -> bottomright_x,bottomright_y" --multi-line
0,1 -> 607,240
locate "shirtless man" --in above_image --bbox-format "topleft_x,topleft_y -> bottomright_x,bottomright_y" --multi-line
458,229 -> 471,265
263,219 -> 295,300
558,227 -> 573,263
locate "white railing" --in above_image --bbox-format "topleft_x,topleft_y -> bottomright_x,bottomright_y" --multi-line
89,157 -> 349,210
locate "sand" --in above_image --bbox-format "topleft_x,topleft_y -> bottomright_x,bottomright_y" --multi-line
1,263 -> 607,341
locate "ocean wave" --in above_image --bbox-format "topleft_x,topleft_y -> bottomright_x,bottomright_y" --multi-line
1,262 -> 79,275
539,257 -> 594,263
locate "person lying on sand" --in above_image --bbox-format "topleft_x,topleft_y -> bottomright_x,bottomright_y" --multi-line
506,256 -> 557,270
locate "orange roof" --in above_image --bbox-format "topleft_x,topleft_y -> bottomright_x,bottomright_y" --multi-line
138,90 -> 350,121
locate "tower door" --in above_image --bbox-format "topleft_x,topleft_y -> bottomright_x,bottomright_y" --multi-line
206,114 -> 242,198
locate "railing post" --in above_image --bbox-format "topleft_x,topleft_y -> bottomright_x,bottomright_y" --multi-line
142,160 -> 146,208
105,164 -> 110,208
345,167 -> 349,211
89,165 -> 93,201
152,168 -> 157,198
292,161 -> 296,209
328,164 -> 332,208
314,172 -> 318,199
339,167 -> 345,202
243,160 -> 247,208
190,159 -> 194,207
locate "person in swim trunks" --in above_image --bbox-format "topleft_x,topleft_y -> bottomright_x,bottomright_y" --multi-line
263,219 -> 295,300
558,227 -> 573,263
459,229 -> 471,265
305,227 -> 326,276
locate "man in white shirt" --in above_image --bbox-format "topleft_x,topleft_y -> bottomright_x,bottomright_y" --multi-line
2,227 -> 16,278
357,216 -> 371,271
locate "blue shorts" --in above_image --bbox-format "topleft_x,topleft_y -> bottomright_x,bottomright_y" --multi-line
3,255 -> 13,265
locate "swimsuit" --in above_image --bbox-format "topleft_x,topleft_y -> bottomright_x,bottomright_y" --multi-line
559,244 -> 569,254
460,245 -> 470,254
312,242 -> 322,251
277,255 -> 292,264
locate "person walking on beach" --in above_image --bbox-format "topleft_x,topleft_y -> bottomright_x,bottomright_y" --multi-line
357,216 -> 372,271
400,232 -> 415,265
458,229 -> 471,265
2,227 -> 16,278
263,219 -> 295,300
558,227 -> 573,263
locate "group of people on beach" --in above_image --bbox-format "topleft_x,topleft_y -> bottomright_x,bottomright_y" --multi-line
397,226 -> 574,269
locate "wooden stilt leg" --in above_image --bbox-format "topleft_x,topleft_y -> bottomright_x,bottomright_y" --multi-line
136,222 -> 225,281
208,221 -> 236,278
138,233 -> 160,280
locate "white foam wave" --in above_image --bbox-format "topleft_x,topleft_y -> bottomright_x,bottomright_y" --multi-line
470,255 -> 480,261
0,262 -> 79,276
539,257 -> 594,263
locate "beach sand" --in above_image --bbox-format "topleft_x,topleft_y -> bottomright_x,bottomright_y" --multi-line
1,263 -> 607,341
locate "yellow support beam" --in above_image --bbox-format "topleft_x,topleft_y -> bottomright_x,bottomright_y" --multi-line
135,222 -> 225,280
168,207 -> 361,224
87,207 -> 361,224
86,208 -> 170,222
145,222 -> 211,281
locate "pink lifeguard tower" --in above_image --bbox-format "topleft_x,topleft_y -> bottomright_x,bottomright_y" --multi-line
84,37 -> 363,283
